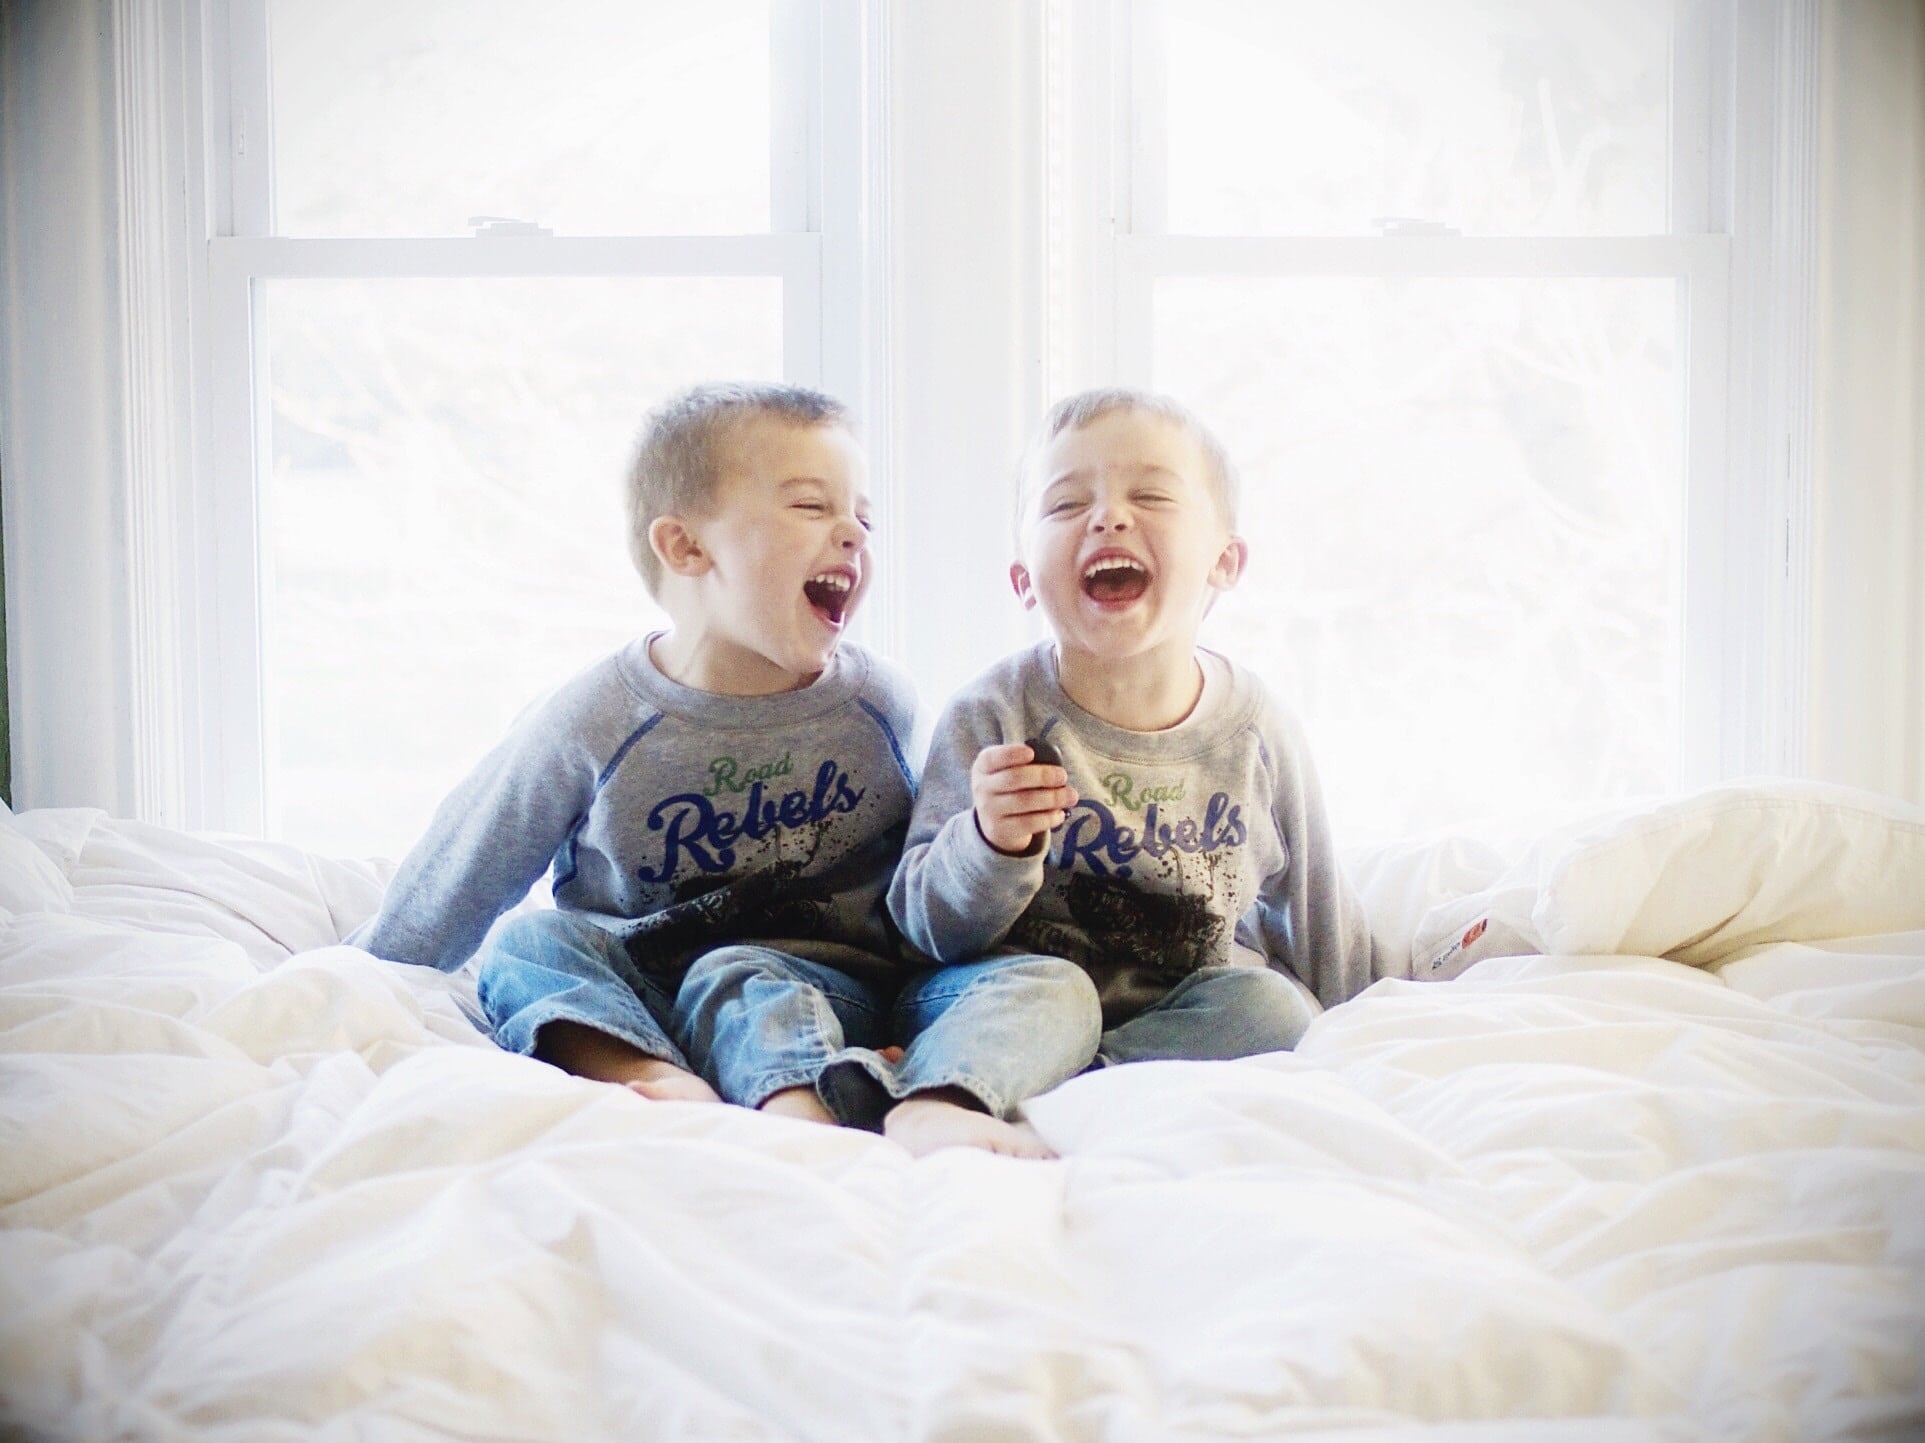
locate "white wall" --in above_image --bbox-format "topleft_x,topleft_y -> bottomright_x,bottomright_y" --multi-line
880,1 -> 1048,711
0,0 -> 135,815
1810,0 -> 1925,806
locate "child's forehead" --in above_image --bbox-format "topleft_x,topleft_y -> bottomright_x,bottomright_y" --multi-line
719,415 -> 865,485
1038,410 -> 1209,483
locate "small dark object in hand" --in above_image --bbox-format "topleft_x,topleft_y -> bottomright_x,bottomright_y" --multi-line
1017,735 -> 1066,856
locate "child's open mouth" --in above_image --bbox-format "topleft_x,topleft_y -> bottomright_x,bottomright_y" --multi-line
1081,556 -> 1151,605
803,569 -> 855,627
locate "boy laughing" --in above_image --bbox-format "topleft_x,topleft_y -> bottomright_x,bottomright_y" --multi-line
876,388 -> 1379,1156
356,383 -> 917,1122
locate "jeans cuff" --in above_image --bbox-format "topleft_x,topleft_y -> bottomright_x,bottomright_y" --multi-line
735,1061 -> 834,1111
922,1071 -> 1012,1120
505,1004 -> 686,1070
816,1049 -> 901,1131
887,1056 -> 1013,1121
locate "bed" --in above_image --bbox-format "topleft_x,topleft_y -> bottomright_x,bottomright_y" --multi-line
2,780 -> 1922,1441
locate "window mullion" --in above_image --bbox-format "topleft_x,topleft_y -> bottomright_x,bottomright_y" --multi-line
1125,0 -> 1165,235
1047,0 -> 1124,395
769,0 -> 819,234
217,0 -> 273,235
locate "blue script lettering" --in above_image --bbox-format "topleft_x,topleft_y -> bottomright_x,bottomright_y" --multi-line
1055,792 -> 1246,878
635,759 -> 866,882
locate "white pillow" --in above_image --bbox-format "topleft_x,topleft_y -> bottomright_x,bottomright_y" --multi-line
1531,779 -> 1925,965
1344,833 -> 1513,979
0,806 -> 76,914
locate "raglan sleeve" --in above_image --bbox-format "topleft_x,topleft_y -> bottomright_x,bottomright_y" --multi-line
887,691 -> 1048,964
349,686 -> 602,972
1250,710 -> 1380,1008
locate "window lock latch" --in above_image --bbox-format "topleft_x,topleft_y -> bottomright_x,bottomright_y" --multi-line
468,216 -> 554,237
1371,217 -> 1459,237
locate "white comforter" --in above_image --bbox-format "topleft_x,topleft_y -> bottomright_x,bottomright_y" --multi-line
2,788 -> 1922,1442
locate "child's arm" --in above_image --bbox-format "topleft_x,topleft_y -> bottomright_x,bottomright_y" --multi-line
888,703 -> 1075,963
1250,716 -> 1379,1007
352,699 -> 598,972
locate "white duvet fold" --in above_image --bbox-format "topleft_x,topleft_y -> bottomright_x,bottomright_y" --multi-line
2,804 -> 1922,1441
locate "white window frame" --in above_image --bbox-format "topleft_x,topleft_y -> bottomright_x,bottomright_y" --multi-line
162,0 -> 885,836
1047,0 -> 1819,794
4,0 -> 1824,837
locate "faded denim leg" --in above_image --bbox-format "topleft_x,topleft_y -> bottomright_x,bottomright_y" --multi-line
673,946 -> 887,1119
821,954 -> 1101,1126
1097,964 -> 1321,1066
475,910 -> 690,1067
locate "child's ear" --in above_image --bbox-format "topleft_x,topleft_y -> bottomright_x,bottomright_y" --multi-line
649,516 -> 711,578
1009,561 -> 1038,609
1209,535 -> 1249,592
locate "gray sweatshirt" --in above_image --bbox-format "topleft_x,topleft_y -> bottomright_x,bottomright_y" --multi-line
354,638 -> 918,981
889,643 -> 1378,1025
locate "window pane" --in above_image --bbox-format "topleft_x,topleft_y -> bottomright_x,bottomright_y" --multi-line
1155,0 -> 1677,235
1156,276 -> 1683,842
263,276 -> 785,859
268,0 -> 772,236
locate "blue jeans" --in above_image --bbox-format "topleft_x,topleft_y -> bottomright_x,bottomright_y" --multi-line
819,954 -> 1103,1126
1096,964 -> 1321,1065
675,946 -> 889,1118
475,910 -> 691,1068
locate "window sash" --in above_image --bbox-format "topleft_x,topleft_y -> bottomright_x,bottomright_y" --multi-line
1125,0 -> 1733,241
1051,0 -> 1799,799
188,0 -> 863,837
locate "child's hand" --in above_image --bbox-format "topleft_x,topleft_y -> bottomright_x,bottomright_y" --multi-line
971,743 -> 1077,857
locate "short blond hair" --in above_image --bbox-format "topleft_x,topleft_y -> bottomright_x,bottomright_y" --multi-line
626,382 -> 851,594
1015,388 -> 1239,542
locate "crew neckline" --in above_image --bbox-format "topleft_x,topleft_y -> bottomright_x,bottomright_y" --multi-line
617,633 -> 870,726
1027,642 -> 1253,762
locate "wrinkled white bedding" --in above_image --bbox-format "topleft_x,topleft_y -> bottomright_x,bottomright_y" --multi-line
2,789 -> 1922,1442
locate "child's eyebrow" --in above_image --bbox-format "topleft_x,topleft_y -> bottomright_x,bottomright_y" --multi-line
1043,462 -> 1181,491
780,475 -> 872,513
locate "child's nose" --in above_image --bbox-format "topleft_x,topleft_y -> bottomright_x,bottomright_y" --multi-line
1088,498 -> 1132,532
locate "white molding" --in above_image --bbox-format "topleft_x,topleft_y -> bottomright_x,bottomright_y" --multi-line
824,0 -> 899,659
882,0 -> 1048,706
1808,0 -> 1923,806
1045,0 -> 1122,396
1723,0 -> 1819,778
0,1 -> 132,813
111,0 -> 203,828
1771,1 -> 1820,778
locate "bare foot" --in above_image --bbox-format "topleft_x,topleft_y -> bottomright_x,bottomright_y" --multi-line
618,1058 -> 722,1104
533,1022 -> 720,1103
878,1046 -> 905,1064
883,1094 -> 1055,1159
759,1086 -> 837,1125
